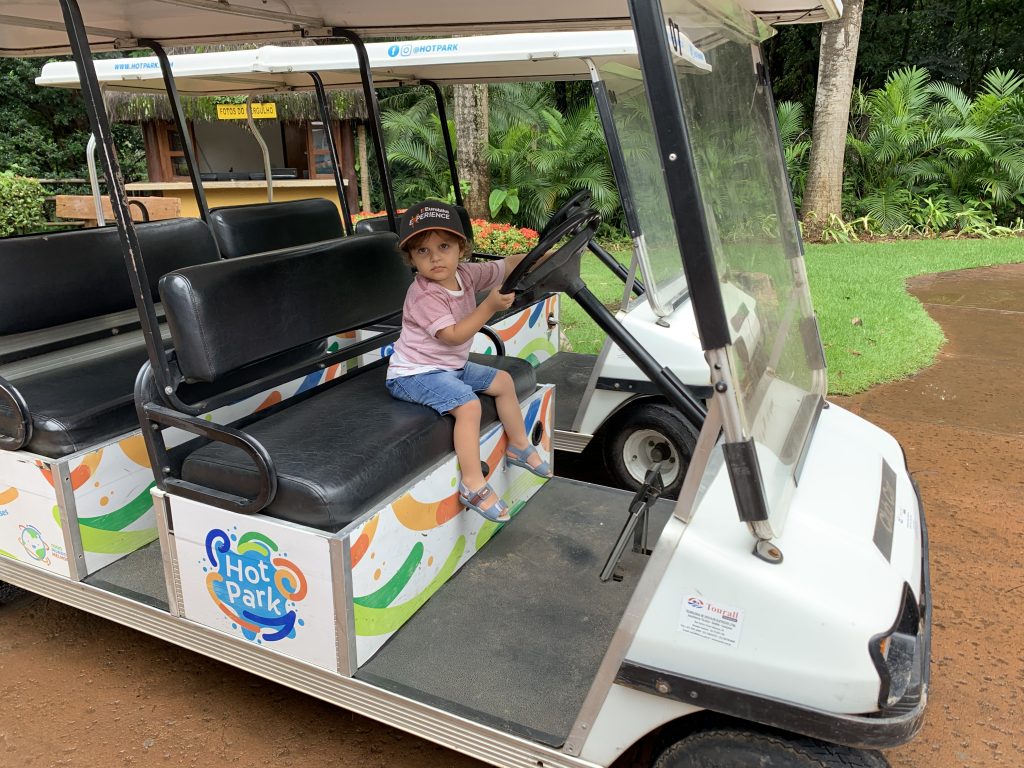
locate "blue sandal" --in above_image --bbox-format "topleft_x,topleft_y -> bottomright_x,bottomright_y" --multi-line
458,481 -> 510,523
505,444 -> 552,478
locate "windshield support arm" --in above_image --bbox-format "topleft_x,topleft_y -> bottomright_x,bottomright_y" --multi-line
569,283 -> 705,428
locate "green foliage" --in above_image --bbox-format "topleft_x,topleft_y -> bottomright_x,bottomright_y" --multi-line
843,66 -> 1024,234
487,87 -> 619,230
767,1 -> 1024,105
0,56 -> 147,182
0,172 -> 45,236
488,187 -> 520,218
776,100 -> 811,207
379,89 -> 455,206
377,82 -> 620,232
778,65 -> 1024,239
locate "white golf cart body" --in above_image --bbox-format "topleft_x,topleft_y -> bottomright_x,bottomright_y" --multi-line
0,2 -> 930,767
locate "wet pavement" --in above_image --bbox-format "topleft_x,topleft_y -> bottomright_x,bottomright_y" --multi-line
835,263 -> 1024,767
0,264 -> 1021,767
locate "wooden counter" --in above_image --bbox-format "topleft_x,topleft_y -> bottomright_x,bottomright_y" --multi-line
125,179 -> 347,218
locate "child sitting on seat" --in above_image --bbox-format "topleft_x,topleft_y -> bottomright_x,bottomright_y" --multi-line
386,200 -> 550,523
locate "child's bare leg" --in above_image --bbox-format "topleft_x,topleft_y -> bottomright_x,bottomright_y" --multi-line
485,371 -> 545,472
452,398 -> 486,490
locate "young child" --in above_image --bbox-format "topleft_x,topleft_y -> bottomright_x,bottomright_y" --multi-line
386,200 -> 550,523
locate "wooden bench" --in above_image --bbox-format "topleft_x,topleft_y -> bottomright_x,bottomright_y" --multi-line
55,195 -> 181,228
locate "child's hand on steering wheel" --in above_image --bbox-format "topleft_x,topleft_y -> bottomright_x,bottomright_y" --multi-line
484,286 -> 516,312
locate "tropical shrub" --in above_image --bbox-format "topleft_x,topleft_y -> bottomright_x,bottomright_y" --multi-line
350,209 -> 539,256
488,86 -> 619,231
471,220 -> 539,255
844,66 -> 1024,234
0,172 -> 45,236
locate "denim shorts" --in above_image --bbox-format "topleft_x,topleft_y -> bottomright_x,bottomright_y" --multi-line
386,361 -> 499,414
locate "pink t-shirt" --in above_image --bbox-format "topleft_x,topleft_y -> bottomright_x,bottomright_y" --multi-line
387,260 -> 506,378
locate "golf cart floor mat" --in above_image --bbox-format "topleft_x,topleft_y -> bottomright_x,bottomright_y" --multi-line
534,352 -> 596,431
356,477 -> 674,747
83,540 -> 169,610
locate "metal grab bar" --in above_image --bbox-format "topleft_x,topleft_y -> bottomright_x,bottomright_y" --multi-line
477,325 -> 506,357
143,402 -> 278,515
0,376 -> 32,451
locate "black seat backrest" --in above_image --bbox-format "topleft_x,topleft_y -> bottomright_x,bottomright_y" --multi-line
354,205 -> 472,240
160,232 -> 409,383
0,218 -> 220,336
208,199 -> 344,259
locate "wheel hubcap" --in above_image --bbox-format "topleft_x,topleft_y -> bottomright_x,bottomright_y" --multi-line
623,429 -> 680,486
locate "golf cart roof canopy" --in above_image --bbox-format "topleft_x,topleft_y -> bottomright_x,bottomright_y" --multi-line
36,31 -> 661,94
1,0 -> 841,57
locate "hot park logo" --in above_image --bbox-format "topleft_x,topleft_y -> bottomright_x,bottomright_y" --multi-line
203,528 -> 308,643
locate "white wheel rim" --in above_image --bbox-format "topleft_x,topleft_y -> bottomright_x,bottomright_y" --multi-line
622,428 -> 680,486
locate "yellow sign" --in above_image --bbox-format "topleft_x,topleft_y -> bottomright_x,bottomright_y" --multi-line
216,103 -> 278,120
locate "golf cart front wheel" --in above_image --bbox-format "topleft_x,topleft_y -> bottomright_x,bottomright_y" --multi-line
603,403 -> 698,500
0,580 -> 26,605
653,729 -> 890,768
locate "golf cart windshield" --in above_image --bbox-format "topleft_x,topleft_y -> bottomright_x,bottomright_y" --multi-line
607,0 -> 827,520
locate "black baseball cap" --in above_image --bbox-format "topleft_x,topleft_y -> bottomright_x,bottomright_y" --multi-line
398,200 -> 467,247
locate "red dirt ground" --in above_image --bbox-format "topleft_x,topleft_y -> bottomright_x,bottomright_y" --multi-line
1,264 -> 1021,767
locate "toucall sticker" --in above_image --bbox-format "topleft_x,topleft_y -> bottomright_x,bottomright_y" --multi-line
679,595 -> 744,647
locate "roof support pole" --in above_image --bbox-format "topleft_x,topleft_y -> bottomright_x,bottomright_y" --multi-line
140,37 -> 210,222
310,71 -> 354,235
424,80 -> 462,207
328,27 -> 397,231
58,0 -> 173,394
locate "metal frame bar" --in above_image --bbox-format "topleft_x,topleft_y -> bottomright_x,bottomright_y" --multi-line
310,71 -> 355,235
153,490 -> 182,616
140,38 -> 210,222
86,133 -> 106,225
0,374 -> 32,450
329,27 -> 397,230
329,536 -> 357,676
424,79 -> 463,207
51,460 -> 87,580
58,0 -> 173,397
626,0 -> 730,349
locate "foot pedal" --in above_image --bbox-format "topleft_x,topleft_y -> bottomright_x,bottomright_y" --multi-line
599,462 -> 664,582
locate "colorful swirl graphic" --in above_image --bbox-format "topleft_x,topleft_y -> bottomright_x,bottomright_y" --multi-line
204,528 -> 308,643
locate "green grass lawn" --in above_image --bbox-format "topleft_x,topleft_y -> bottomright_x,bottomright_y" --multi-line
561,238 -> 1024,395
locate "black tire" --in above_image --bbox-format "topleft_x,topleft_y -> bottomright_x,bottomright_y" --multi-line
0,580 -> 26,605
654,729 -> 890,768
602,402 -> 699,500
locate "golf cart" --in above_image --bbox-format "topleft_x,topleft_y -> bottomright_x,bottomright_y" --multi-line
38,30 -> 717,497
0,2 -> 929,767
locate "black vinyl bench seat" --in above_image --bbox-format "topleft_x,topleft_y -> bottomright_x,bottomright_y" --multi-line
181,354 -> 534,531
149,230 -> 537,531
209,198 -> 344,259
0,218 -> 220,458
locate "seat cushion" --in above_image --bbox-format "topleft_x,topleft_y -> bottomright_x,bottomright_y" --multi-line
180,354 -> 536,532
209,199 -> 344,259
0,343 -> 151,458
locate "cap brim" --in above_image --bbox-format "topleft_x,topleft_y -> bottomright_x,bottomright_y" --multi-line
398,225 -> 467,247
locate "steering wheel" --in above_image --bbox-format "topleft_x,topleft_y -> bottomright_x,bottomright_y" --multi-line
500,207 -> 601,301
539,189 -> 592,240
